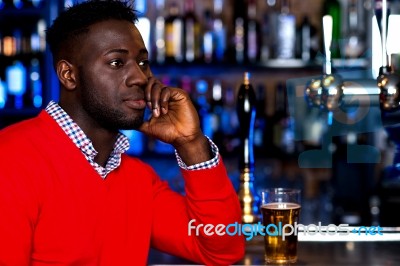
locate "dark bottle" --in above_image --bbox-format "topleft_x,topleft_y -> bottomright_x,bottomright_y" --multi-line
165,1 -> 184,63
246,0 -> 261,63
202,9 -> 214,63
154,0 -> 166,64
183,0 -> 201,63
300,16 -> 311,62
213,0 -> 226,62
233,0 -> 246,63
236,72 -> 260,223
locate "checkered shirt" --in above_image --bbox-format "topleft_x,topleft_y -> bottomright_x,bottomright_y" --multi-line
45,101 -> 219,178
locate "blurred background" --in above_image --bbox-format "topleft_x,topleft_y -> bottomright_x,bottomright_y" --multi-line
1,0 -> 400,227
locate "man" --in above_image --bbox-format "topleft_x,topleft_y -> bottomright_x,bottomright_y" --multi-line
0,0 -> 245,265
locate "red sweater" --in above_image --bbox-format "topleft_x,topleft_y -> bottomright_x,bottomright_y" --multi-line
0,111 -> 245,265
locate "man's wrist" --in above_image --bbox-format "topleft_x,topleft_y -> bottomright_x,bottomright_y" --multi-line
175,135 -> 213,166
175,136 -> 220,170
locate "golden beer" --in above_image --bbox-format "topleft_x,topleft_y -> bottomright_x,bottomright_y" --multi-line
262,202 -> 301,264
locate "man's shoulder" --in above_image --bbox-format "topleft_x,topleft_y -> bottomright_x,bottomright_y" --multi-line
0,112 -> 48,149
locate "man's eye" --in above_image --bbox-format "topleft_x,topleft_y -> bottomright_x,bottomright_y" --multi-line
138,59 -> 150,67
109,60 -> 123,67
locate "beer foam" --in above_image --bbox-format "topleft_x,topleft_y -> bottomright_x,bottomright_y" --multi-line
262,202 -> 301,210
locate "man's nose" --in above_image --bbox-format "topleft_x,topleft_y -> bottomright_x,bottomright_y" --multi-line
126,63 -> 148,88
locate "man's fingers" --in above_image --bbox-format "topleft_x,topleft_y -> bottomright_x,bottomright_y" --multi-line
145,77 -> 171,118
160,87 -> 170,114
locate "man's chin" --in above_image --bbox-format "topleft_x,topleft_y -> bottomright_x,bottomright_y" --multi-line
116,117 -> 144,131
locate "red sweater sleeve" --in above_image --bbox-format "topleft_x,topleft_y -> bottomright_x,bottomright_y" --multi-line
0,166 -> 36,265
0,129 -> 41,265
149,157 -> 245,265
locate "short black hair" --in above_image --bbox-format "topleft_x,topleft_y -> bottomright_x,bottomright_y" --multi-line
46,0 -> 138,64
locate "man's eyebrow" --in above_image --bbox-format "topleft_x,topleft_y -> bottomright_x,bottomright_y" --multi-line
104,48 -> 129,56
103,48 -> 148,56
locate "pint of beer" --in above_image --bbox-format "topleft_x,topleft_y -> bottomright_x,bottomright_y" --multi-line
261,188 -> 301,264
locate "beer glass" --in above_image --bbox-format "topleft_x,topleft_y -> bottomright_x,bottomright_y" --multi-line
261,188 -> 301,264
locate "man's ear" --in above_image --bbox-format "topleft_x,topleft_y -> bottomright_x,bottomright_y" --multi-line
57,60 -> 76,90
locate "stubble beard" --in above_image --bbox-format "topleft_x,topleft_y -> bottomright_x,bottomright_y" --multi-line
79,71 -> 144,131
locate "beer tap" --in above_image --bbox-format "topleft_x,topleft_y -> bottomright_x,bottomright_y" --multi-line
376,0 -> 400,113
375,0 -> 400,181
302,14 -> 379,168
320,15 -> 344,113
302,0 -> 400,175
237,72 -> 260,223
305,15 -> 344,113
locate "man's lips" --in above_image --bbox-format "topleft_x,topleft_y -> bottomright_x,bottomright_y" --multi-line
123,99 -> 146,109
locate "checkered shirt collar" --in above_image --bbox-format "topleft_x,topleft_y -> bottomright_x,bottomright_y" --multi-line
45,101 -> 130,178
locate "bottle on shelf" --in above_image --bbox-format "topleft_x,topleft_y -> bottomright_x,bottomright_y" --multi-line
165,1 -> 184,63
6,60 -> 27,109
299,16 -> 311,62
213,0 -> 226,62
343,0 -> 366,58
0,0 -> 54,130
154,0 -> 166,64
275,0 -> 296,59
236,72 -> 260,223
202,9 -> 214,63
322,0 -> 342,58
246,0 -> 261,63
135,0 -> 151,59
261,0 -> 279,62
233,0 -> 246,63
183,0 -> 201,63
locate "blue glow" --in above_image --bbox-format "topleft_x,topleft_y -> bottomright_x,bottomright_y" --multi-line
6,61 -> 27,96
0,81 -> 6,108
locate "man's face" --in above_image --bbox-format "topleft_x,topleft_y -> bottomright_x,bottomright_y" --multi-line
74,19 -> 151,130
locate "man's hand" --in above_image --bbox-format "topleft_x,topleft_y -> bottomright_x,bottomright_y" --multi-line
138,77 -> 213,165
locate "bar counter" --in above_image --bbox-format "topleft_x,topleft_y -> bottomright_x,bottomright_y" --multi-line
148,229 -> 400,265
